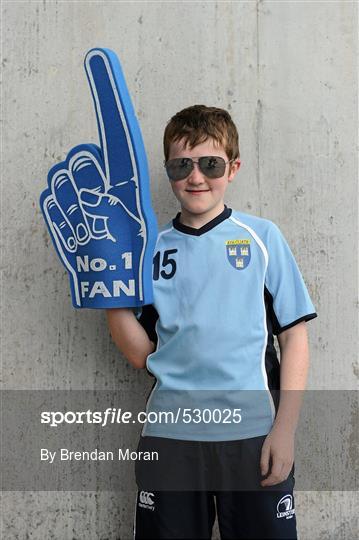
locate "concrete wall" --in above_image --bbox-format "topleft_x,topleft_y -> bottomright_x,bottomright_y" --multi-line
2,1 -> 357,538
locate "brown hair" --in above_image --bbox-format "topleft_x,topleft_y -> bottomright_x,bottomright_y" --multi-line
163,104 -> 240,162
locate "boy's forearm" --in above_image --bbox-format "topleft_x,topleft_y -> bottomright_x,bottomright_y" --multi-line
274,322 -> 309,433
106,308 -> 155,369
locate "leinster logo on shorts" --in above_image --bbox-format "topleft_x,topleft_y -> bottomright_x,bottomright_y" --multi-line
276,495 -> 295,519
225,239 -> 251,270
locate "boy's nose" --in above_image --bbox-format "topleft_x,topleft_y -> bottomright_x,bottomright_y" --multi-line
187,162 -> 206,184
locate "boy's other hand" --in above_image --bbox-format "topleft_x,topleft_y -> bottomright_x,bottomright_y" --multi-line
259,424 -> 295,487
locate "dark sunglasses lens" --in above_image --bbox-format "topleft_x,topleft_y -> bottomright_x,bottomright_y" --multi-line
166,158 -> 193,181
199,156 -> 226,178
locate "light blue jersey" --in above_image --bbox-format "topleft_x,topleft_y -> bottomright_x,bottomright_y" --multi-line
137,206 -> 317,441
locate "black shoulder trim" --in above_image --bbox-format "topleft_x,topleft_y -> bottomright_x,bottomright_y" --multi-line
138,304 -> 159,346
263,289 -> 281,395
264,287 -> 281,335
173,205 -> 232,236
276,313 -> 318,335
264,287 -> 317,336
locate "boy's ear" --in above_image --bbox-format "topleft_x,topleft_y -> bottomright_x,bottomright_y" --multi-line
228,159 -> 241,181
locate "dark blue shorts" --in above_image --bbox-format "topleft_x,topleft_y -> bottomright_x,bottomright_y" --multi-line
134,435 -> 297,539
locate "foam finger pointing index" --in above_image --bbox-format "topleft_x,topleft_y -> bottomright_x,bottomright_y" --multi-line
84,48 -> 135,186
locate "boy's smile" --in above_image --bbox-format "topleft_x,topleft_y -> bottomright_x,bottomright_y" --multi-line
167,138 -> 240,229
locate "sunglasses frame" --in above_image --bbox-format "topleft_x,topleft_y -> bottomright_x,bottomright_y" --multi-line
164,156 -> 235,181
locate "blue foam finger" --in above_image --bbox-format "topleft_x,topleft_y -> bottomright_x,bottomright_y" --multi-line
40,49 -> 157,309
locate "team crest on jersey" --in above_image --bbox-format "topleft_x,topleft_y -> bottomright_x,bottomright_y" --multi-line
225,239 -> 251,270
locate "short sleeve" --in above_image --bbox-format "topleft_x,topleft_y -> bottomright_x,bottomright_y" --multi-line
264,223 -> 317,335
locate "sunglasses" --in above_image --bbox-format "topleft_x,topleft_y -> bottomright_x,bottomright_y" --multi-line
164,156 -> 234,181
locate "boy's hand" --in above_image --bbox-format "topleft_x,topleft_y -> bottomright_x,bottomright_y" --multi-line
40,48 -> 157,309
260,424 -> 295,487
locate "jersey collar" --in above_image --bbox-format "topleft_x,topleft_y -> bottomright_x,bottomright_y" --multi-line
172,205 -> 232,236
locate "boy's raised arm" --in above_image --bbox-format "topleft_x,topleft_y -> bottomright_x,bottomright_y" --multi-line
106,309 -> 155,369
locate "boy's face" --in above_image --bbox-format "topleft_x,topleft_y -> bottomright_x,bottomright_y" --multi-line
167,138 -> 240,224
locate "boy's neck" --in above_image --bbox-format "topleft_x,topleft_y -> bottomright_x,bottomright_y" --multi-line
178,203 -> 226,229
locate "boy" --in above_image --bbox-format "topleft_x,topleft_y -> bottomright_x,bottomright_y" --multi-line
107,105 -> 317,539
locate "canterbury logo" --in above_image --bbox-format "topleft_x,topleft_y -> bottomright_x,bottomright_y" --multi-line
139,491 -> 155,510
